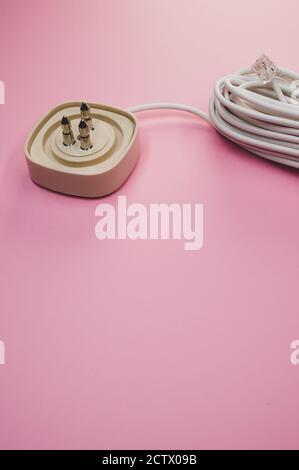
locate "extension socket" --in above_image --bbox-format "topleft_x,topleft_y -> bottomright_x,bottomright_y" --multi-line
24,56 -> 299,199
25,102 -> 139,197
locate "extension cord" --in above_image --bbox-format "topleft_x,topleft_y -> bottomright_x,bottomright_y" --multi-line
128,66 -> 299,169
24,56 -> 299,198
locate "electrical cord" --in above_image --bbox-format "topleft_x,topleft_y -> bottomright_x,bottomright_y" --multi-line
127,65 -> 299,169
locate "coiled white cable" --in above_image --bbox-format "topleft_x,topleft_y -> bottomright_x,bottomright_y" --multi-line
127,65 -> 299,169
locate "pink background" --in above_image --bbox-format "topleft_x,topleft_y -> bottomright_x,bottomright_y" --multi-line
1,0 -> 299,450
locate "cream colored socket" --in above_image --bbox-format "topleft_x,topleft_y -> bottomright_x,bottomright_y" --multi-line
24,102 -> 139,197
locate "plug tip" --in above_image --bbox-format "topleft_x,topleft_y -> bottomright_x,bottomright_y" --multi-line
80,102 -> 89,112
61,116 -> 70,125
79,119 -> 88,129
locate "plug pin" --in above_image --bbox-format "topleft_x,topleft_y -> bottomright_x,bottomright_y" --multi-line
78,119 -> 93,150
61,116 -> 75,146
80,102 -> 94,130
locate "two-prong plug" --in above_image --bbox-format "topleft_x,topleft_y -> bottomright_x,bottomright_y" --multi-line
80,102 -> 94,131
78,119 -> 93,150
61,116 -> 75,146
60,102 -> 94,150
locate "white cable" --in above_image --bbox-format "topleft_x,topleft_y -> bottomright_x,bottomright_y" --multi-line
127,102 -> 210,123
127,65 -> 299,169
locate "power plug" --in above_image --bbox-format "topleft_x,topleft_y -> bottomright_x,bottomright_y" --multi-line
25,102 -> 139,197
25,56 -> 299,199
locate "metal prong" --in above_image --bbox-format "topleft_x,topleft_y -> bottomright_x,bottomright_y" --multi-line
80,102 -> 94,131
78,119 -> 93,150
61,116 -> 75,146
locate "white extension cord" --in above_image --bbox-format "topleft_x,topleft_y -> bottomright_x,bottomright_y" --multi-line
127,64 -> 299,169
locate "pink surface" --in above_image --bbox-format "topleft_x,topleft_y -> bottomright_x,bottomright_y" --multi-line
0,0 -> 299,450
